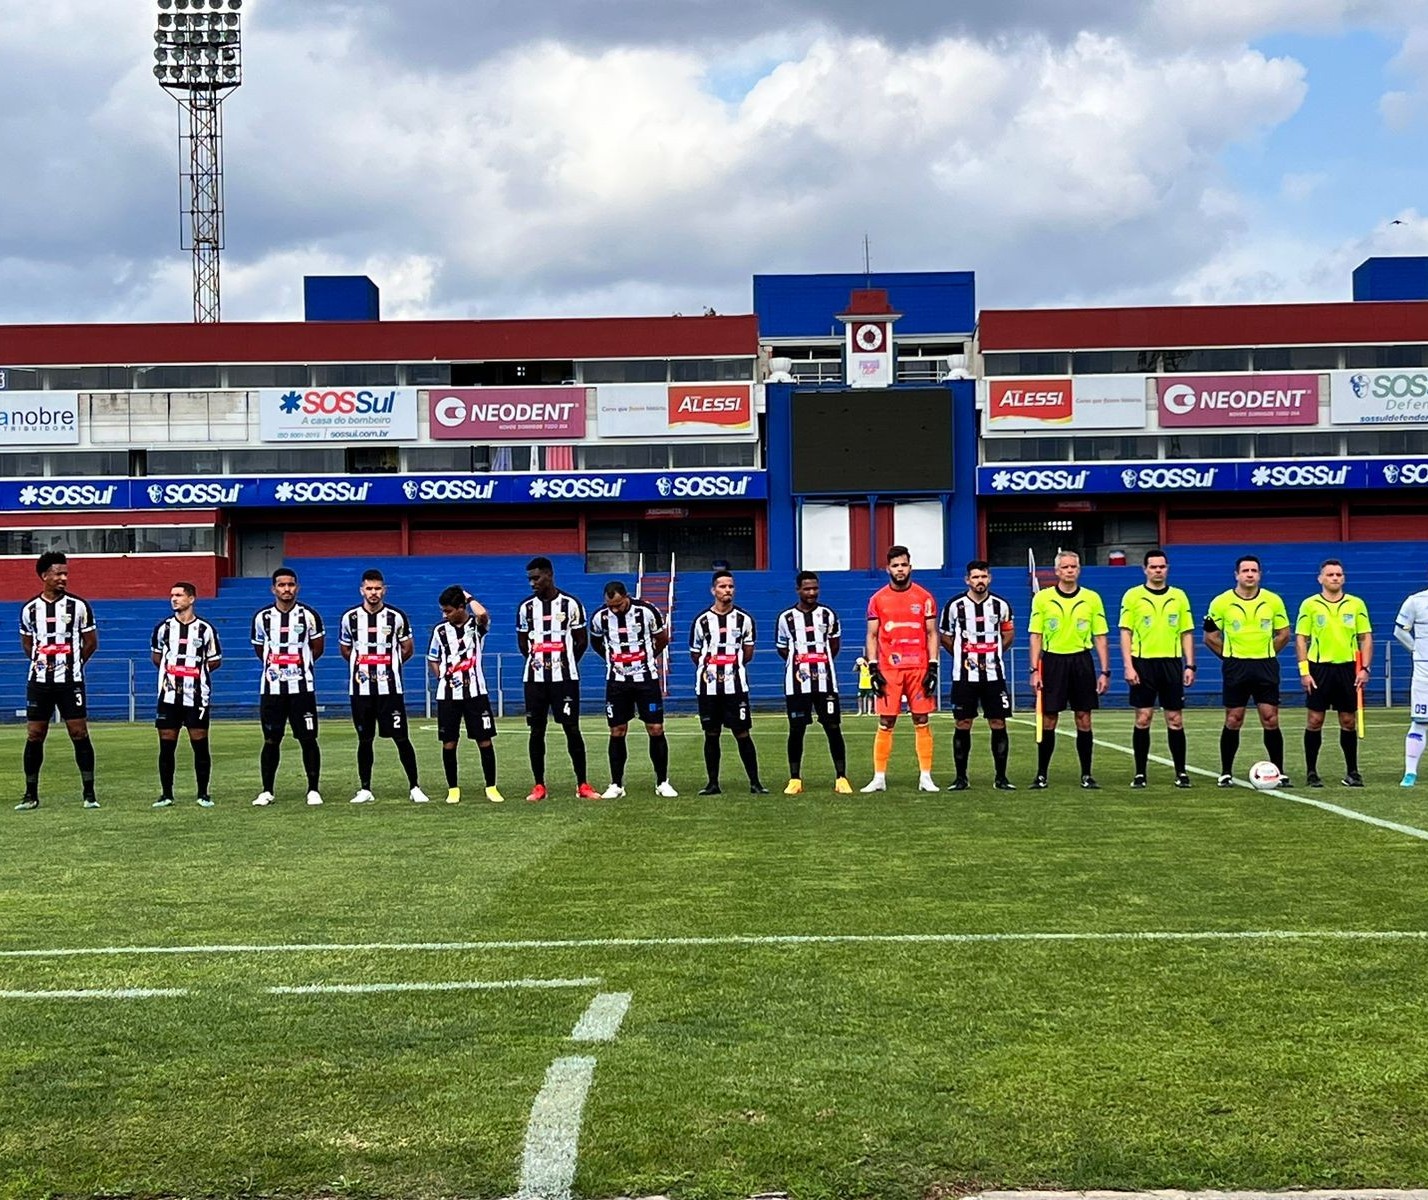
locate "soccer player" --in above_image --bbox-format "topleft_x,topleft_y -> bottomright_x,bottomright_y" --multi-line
517,556 -> 598,802
151,582 -> 222,808
1118,549 -> 1195,789
16,551 -> 98,811
430,585 -> 502,803
1028,550 -> 1110,789
939,559 -> 1015,791
251,566 -> 325,807
689,569 -> 767,795
861,545 -> 939,793
855,657 -> 875,716
589,580 -> 677,798
775,570 -> 851,794
1296,559 -> 1372,788
339,569 -> 429,805
1395,576 -> 1428,787
1203,554 -> 1292,787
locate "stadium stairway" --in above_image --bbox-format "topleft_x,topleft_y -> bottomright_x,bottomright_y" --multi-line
5,545 -> 1420,721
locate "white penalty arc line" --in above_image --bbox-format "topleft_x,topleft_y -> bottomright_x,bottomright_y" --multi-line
4,929 -> 1428,961
1010,717 -> 1428,843
269,977 -> 600,995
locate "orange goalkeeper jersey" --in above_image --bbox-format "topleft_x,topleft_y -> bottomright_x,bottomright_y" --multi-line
866,583 -> 936,670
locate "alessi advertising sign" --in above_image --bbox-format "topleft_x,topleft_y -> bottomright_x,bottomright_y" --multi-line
667,385 -> 752,428
1155,374 -> 1319,427
987,379 -> 1073,424
982,376 -> 1146,432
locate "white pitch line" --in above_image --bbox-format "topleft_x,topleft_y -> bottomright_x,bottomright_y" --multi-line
514,1055 -> 596,1200
570,992 -> 631,1042
3,929 -> 1428,961
268,977 -> 599,996
1010,717 -> 1428,843
0,986 -> 188,1000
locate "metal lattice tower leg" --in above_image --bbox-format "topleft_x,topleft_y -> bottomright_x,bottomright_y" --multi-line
178,95 -> 225,324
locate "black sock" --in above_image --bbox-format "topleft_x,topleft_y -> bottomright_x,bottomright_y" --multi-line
787,722 -> 806,778
608,737 -> 628,786
1220,726 -> 1241,775
1264,727 -> 1284,772
1341,727 -> 1359,775
529,728 -> 546,785
1132,726 -> 1150,775
650,733 -> 669,783
825,725 -> 847,778
443,745 -> 459,787
261,741 -> 280,792
479,742 -> 497,786
1167,727 -> 1187,774
703,733 -> 721,785
193,739 -> 212,796
73,737 -> 95,796
158,739 -> 177,797
395,736 -> 419,787
22,739 -> 43,795
564,723 -> 588,782
953,727 -> 971,777
356,735 -> 375,790
1076,729 -> 1093,775
1037,732 -> 1055,776
991,727 -> 1009,776
737,735 -> 761,785
1304,728 -> 1322,774
299,735 -> 321,792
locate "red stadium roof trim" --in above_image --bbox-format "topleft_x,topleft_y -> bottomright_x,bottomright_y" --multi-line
0,315 -> 760,367
978,301 -> 1428,351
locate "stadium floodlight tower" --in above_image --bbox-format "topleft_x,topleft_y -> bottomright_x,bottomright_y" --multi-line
152,0 -> 243,323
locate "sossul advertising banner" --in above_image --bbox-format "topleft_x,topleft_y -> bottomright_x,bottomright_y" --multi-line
1328,370 -> 1428,425
976,457 -> 1428,495
1155,374 -> 1319,427
428,387 -> 590,440
981,376 -> 1146,432
257,387 -> 420,442
597,383 -> 754,438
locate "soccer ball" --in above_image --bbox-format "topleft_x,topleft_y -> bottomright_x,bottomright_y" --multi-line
1248,761 -> 1282,790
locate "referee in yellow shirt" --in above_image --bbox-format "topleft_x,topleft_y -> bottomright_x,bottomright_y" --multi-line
1118,549 -> 1195,789
1295,558 -> 1372,787
1203,554 -> 1291,787
1028,550 -> 1110,790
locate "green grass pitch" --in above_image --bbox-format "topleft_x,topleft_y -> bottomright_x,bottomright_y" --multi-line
2,709 -> 1428,1200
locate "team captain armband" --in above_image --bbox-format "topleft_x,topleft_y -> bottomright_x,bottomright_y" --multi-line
999,619 -> 1014,632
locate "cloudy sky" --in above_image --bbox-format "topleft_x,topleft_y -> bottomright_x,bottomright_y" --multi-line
1,0 -> 1426,325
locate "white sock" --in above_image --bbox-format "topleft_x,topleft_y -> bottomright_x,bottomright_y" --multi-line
1407,727 -> 1426,775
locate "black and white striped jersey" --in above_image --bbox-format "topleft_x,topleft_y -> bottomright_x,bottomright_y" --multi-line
152,615 -> 222,708
517,591 -> 586,683
428,617 -> 489,700
251,603 -> 324,696
589,600 -> 665,684
939,592 -> 1014,683
689,606 -> 755,696
20,593 -> 95,685
339,604 -> 412,697
774,604 -> 841,695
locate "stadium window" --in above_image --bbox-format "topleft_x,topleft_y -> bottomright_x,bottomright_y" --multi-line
311,363 -> 399,387
454,361 -> 575,386
981,438 -> 1071,463
133,365 -> 221,390
1252,346 -> 1343,371
981,352 -> 1070,376
1161,348 -> 1252,373
670,442 -> 757,467
347,446 -> 400,474
149,449 -> 225,475
1164,434 -> 1253,459
1344,429 -> 1428,455
48,366 -> 134,390
405,446 -> 474,472
403,362 -> 452,386
578,359 -> 670,384
0,368 -> 40,389
580,444 -> 669,469
140,526 -> 217,554
668,358 -> 754,382
1254,432 -> 1339,457
0,452 -> 44,477
1071,351 -> 1157,374
226,448 -> 345,474
48,451 -> 127,477
226,364 -> 310,388
1344,344 -> 1428,369
1072,436 -> 1160,461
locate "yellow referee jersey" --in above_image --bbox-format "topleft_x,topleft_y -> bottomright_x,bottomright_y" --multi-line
1119,584 -> 1193,659
1029,585 -> 1108,655
1295,593 -> 1371,664
1204,588 -> 1289,659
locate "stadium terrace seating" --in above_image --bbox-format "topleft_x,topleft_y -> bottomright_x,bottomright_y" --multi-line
4,546 -> 1417,721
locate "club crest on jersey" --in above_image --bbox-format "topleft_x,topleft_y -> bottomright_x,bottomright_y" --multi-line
889,653 -> 902,665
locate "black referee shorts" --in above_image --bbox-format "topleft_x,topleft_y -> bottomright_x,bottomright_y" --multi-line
1128,657 -> 1185,711
1222,658 -> 1281,709
1306,661 -> 1357,714
1039,652 -> 1098,715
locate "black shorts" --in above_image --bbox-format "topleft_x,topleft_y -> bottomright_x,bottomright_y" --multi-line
156,701 -> 210,731
1128,657 -> 1185,711
786,691 -> 841,727
1222,658 -> 1280,709
28,681 -> 87,723
259,692 -> 319,740
525,681 -> 581,726
698,692 -> 753,734
1039,652 -> 1098,715
606,681 -> 664,727
952,680 -> 1013,720
1306,661 -> 1357,714
351,694 -> 409,739
437,695 -> 496,743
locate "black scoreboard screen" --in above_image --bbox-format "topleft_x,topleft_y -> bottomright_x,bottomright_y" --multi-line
790,388 -> 954,494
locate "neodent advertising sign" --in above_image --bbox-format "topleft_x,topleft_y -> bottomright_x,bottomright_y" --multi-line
1155,374 -> 1319,427
428,387 -> 590,440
